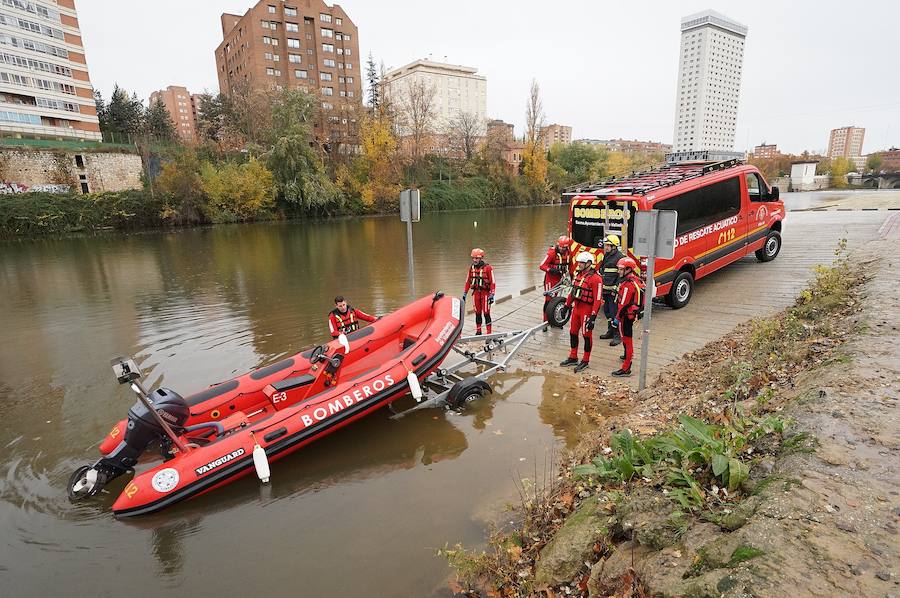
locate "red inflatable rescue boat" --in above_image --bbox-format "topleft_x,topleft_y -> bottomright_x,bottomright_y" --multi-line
68,292 -> 462,517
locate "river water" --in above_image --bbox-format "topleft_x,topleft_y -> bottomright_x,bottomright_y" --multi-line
0,204 -> 602,597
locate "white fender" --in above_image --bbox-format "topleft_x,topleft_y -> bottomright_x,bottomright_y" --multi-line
338,333 -> 350,354
407,370 -> 423,402
253,444 -> 270,484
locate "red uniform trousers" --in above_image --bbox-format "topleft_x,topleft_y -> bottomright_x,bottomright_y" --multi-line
472,290 -> 492,334
568,301 -> 595,362
619,316 -> 636,371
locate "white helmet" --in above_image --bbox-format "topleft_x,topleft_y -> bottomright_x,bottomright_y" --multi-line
575,251 -> 595,265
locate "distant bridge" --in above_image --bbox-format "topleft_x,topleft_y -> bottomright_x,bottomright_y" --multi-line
857,172 -> 900,189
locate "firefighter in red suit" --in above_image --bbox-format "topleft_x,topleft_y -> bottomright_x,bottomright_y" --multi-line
462,248 -> 495,335
539,235 -> 574,322
328,295 -> 377,338
560,251 -> 602,373
612,257 -> 643,377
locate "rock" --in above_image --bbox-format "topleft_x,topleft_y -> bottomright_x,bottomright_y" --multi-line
835,521 -> 857,533
533,496 -> 607,586
613,487 -> 680,549
876,571 -> 892,581
717,496 -> 761,531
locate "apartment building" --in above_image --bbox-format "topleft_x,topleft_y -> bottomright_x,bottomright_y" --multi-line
578,138 -> 673,154
827,126 -> 865,159
382,59 -> 486,131
486,119 -> 514,142
215,0 -> 361,149
541,124 -> 571,150
753,143 -> 778,159
149,85 -> 199,143
0,0 -> 100,141
672,10 -> 747,153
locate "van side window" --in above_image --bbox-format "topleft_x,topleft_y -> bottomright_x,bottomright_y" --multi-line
746,173 -> 769,202
655,176 -> 741,236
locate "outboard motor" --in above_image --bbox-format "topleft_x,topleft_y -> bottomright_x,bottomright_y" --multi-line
68,358 -> 190,501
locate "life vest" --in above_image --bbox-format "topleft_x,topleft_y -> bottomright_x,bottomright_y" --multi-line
469,263 -> 490,291
618,275 -> 646,319
552,247 -> 572,273
331,307 -> 360,333
570,269 -> 597,304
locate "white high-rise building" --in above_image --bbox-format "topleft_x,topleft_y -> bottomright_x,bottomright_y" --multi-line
672,10 -> 747,153
383,59 -> 486,130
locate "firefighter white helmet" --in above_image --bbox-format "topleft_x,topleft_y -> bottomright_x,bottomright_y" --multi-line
575,251 -> 595,265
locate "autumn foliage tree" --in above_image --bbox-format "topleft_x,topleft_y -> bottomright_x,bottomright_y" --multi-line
521,79 -> 548,190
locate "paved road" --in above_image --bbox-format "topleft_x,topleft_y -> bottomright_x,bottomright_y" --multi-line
467,210 -> 891,384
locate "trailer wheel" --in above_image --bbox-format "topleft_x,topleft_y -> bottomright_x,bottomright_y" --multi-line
544,297 -> 570,328
447,377 -> 492,409
665,271 -> 694,309
755,231 -> 782,262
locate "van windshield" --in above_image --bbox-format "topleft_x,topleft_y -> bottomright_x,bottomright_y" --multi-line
570,198 -> 636,250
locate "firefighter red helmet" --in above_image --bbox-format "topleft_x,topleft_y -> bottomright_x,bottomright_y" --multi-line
557,235 -> 573,247
617,257 -> 637,271
471,248 -> 485,258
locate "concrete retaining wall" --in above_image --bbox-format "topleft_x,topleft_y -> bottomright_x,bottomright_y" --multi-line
0,148 -> 143,194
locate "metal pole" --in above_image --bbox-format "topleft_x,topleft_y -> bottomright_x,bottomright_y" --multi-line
637,211 -> 658,391
406,193 -> 416,298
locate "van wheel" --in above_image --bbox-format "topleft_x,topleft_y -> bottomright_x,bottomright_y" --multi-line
544,297 -> 570,328
755,231 -> 782,262
665,271 -> 694,309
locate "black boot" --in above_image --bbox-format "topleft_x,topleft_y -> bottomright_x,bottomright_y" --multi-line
612,368 -> 631,377
559,356 -> 578,366
598,322 -> 614,340
609,331 -> 621,347
574,361 -> 589,373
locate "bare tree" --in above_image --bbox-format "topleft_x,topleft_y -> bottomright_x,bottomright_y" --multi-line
396,77 -> 437,166
445,111 -> 485,161
525,78 -> 545,146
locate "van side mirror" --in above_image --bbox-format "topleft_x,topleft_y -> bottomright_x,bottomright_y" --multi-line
770,186 -> 780,200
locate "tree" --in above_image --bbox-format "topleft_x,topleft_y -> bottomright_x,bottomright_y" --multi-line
830,157 -> 853,188
365,52 -> 380,111
94,90 -> 108,134
264,89 -> 344,214
550,141 -> 606,184
196,92 -> 232,144
144,98 -> 177,142
446,111 -> 484,161
866,153 -> 883,173
521,79 -> 547,190
396,77 -> 437,173
103,84 -> 145,142
200,158 -> 275,219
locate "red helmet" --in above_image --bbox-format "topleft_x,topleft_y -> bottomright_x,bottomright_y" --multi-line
557,235 -> 573,248
471,248 -> 485,258
617,257 -> 638,271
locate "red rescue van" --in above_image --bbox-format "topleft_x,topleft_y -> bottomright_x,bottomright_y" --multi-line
563,159 -> 785,308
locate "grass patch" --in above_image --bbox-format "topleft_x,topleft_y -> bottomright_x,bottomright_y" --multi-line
727,545 -> 765,566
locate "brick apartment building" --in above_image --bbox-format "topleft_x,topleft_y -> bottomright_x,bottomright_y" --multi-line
149,86 -> 200,143
827,126 -> 865,159
753,143 -> 778,159
871,147 -> 900,172
578,138 -> 673,154
214,0 -> 362,150
0,0 -> 101,141
540,123 -> 571,150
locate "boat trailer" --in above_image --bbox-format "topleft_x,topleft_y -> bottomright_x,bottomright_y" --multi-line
390,321 -> 548,418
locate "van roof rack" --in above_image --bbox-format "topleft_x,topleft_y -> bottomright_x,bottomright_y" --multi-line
564,158 -> 741,196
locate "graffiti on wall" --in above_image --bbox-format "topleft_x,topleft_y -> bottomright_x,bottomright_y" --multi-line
0,182 -> 71,194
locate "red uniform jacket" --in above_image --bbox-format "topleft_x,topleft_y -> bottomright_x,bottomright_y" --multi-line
565,268 -> 602,315
616,275 -> 643,321
464,262 -> 495,294
539,247 -> 574,278
328,306 -> 376,337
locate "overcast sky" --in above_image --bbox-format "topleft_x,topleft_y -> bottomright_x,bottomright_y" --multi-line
77,0 -> 899,155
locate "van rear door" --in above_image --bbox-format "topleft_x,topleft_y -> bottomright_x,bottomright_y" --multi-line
569,196 -> 637,254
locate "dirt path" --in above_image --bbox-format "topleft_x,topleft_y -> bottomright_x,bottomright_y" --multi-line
587,235 -> 899,596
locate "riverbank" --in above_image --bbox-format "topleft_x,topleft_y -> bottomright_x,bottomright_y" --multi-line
444,235 -> 899,596
0,181 -> 556,239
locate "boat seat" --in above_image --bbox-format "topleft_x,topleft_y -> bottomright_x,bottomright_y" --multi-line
268,373 -> 316,393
